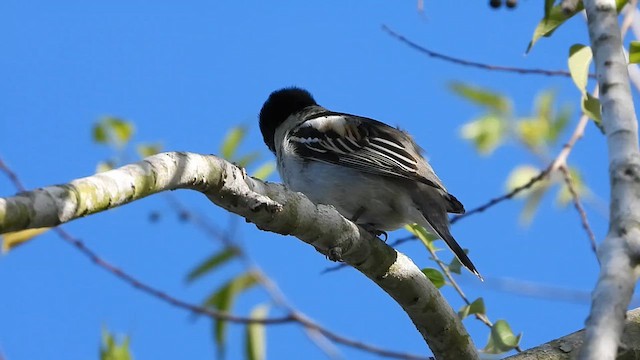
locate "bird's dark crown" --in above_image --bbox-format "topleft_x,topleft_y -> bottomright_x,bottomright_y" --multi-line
259,87 -> 318,152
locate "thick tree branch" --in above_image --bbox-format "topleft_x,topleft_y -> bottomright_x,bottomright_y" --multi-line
506,307 -> 640,360
0,152 -> 478,360
581,1 -> 640,359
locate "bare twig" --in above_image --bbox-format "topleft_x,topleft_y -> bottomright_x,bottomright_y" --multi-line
0,158 -> 26,192
382,25 -> 594,79
451,167 -> 551,225
559,165 -> 598,253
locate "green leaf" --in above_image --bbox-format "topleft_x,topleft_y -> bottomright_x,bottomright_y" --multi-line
460,114 -> 507,155
520,187 -> 547,225
105,117 -> 134,146
205,271 -> 260,357
448,256 -> 462,274
186,247 -> 240,283
484,320 -> 522,354
548,106 -> 572,143
93,123 -> 108,144
136,143 -> 163,158
221,126 -> 246,160
568,44 -> 593,92
252,162 -> 276,180
236,152 -> 261,168
581,93 -> 604,132
405,224 -> 438,252
245,304 -> 269,360
450,82 -> 510,113
529,0 -> 627,53
517,117 -> 548,148
505,165 -> 547,198
458,297 -> 486,319
100,327 -> 133,360
421,268 -> 446,288
629,41 -> 640,63
2,227 -> 50,253
543,0 -> 554,19
528,3 -> 583,53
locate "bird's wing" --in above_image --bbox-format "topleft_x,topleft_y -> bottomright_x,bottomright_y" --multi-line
288,111 -> 445,190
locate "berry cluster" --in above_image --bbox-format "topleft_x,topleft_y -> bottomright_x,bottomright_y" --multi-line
490,0 -> 517,8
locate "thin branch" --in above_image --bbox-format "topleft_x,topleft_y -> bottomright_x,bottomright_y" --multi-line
558,165 -> 598,253
53,226 -> 294,325
382,25 -> 594,79
451,167 -> 551,224
0,158 -> 26,192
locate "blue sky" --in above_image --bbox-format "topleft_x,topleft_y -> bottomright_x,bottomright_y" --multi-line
0,1 -> 629,359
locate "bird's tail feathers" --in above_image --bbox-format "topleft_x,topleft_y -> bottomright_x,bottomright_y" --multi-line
413,186 -> 482,280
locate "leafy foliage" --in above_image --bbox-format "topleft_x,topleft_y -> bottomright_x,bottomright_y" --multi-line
245,304 -> 269,360
422,268 -> 446,288
629,41 -> 640,64
100,328 -> 133,360
458,297 -> 486,320
1,227 -> 50,253
484,320 -> 522,354
205,271 -> 260,356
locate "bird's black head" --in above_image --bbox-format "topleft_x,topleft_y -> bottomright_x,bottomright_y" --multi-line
259,87 -> 317,152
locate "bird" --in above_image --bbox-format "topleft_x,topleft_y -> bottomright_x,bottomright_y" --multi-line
258,87 -> 481,279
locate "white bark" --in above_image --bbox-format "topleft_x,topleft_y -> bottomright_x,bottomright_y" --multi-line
580,1 -> 640,359
0,151 -> 478,360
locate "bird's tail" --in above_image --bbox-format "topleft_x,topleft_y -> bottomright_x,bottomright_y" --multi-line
413,185 -> 482,280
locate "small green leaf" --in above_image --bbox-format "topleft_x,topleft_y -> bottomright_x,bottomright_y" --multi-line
421,268 -> 446,288
2,227 -> 50,253
221,126 -> 247,161
136,143 -> 162,158
568,44 -> 593,92
100,327 -> 133,360
186,247 -> 240,283
252,162 -> 276,180
460,115 -> 507,155
405,224 -> 438,252
236,152 -> 261,168
206,271 -> 260,357
448,256 -> 462,274
517,117 -> 548,148
458,297 -> 486,319
245,304 -> 269,360
528,3 -> 583,53
629,41 -> 640,63
105,117 -> 134,146
581,93 -> 604,132
484,320 -> 522,354
520,187 -> 547,225
450,83 -> 510,113
548,107 -> 572,143
93,123 -> 108,144
505,165 -> 547,198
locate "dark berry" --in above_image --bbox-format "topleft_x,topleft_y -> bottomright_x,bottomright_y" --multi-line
506,0 -> 517,8
490,0 -> 502,8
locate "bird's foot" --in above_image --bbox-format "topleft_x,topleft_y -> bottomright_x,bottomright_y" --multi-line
360,224 -> 388,242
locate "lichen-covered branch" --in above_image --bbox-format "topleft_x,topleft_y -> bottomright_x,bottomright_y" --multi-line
0,151 -> 478,360
580,1 -> 640,359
